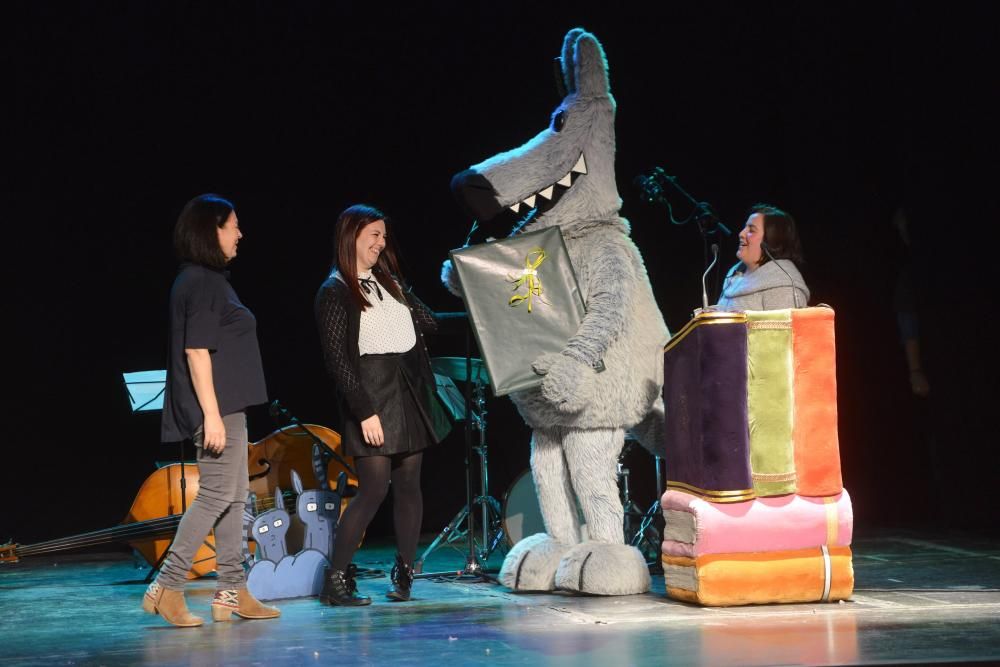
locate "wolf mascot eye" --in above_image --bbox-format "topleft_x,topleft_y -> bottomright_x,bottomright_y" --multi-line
551,109 -> 566,132
444,28 -> 671,596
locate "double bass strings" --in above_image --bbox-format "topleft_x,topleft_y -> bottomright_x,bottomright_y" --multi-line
15,515 -> 184,557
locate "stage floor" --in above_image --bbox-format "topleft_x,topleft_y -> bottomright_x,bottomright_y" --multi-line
1,529 -> 999,666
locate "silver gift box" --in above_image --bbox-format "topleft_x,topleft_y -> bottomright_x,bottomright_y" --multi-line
450,227 -> 587,396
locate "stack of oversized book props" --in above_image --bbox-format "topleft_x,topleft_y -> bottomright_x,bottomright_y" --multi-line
661,308 -> 854,606
444,28 -> 670,596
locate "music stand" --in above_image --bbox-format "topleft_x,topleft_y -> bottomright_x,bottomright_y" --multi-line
123,369 -> 184,582
123,370 -> 166,412
433,373 -> 468,422
415,335 -> 503,582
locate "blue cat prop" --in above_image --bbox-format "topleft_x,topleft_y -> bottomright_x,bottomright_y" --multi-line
246,470 -> 354,601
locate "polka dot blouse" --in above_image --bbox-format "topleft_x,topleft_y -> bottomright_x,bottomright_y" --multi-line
357,272 -> 417,355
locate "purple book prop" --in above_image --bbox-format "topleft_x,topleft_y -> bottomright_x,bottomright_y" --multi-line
663,312 -> 754,502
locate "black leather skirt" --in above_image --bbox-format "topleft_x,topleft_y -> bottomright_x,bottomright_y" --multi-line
341,350 -> 434,458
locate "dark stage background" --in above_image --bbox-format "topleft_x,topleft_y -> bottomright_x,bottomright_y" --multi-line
3,2 -> 998,549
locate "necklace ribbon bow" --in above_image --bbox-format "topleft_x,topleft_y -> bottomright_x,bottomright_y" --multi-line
359,276 -> 383,301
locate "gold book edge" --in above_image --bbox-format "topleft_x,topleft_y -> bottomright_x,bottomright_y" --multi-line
664,312 -> 747,353
666,480 -> 756,503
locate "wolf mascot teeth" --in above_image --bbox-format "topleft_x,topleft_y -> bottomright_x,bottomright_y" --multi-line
444,28 -> 670,595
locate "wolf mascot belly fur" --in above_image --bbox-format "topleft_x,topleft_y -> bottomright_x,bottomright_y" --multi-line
444,28 -> 670,595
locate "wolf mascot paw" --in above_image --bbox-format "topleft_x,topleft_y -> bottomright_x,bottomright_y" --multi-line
532,353 -> 593,414
555,542 -> 651,595
440,258 -> 463,298
498,533 -> 570,592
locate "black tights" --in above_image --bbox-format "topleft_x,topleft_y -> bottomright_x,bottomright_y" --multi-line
330,451 -> 423,571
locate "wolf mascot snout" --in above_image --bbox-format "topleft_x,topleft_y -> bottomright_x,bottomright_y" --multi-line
445,28 -> 670,595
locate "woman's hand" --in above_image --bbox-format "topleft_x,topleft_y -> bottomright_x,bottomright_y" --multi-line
361,414 -> 384,447
202,412 -> 227,454
185,348 -> 226,454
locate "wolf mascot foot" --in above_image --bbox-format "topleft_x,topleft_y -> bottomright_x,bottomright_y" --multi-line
446,28 -> 670,596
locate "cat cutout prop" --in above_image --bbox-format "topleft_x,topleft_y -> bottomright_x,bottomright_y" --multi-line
292,469 -> 340,558
247,471 -> 351,601
250,486 -> 290,562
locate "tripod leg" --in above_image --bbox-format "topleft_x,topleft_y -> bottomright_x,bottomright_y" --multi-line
630,499 -> 663,561
417,505 -> 470,566
622,500 -> 646,545
476,496 -> 507,563
143,547 -> 171,583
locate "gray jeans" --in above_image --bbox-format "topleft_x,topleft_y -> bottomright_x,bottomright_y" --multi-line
157,412 -> 249,591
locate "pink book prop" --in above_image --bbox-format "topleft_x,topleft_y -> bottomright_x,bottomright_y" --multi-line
661,489 -> 853,557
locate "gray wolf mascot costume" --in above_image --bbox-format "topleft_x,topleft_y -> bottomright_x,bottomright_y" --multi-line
445,28 -> 670,595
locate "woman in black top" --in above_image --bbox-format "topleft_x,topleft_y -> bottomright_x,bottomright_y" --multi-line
315,204 -> 453,605
143,194 -> 279,627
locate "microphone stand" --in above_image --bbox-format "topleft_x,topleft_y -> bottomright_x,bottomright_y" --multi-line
635,167 -> 732,304
269,400 -> 356,478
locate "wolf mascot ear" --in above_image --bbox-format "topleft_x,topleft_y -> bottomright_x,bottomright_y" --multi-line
569,31 -> 609,98
444,29 -> 670,596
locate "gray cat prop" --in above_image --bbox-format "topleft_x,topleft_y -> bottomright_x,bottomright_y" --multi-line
246,471 -> 351,601
445,28 -> 670,595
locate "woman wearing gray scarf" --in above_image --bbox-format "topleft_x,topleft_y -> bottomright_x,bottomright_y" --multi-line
716,204 -> 809,311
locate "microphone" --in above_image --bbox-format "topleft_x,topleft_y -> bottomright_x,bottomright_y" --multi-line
761,243 -> 800,308
702,243 -> 719,311
633,167 -> 668,204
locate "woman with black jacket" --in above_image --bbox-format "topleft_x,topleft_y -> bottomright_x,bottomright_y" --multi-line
314,203 -> 455,605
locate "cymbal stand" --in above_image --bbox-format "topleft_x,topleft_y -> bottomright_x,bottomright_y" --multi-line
471,380 -> 506,564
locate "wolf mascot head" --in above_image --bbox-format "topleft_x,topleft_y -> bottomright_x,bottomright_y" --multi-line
450,28 -> 621,238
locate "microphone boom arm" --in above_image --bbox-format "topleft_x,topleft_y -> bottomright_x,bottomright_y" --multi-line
634,167 -> 732,237
269,400 -> 357,478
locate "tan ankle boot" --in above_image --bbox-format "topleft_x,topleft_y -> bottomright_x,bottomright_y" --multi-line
211,588 -> 280,621
142,581 -> 204,627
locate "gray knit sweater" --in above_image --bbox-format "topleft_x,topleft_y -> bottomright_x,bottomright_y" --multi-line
715,259 -> 810,311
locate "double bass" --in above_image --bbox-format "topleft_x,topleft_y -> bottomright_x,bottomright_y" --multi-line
0,424 -> 355,578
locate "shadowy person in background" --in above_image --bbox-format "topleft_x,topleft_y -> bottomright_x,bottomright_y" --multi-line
891,206 -> 930,398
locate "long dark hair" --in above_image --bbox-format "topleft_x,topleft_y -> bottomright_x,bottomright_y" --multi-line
751,203 -> 804,266
173,194 -> 234,268
332,203 -> 406,310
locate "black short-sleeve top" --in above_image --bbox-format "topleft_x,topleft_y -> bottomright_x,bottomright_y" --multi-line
161,263 -> 268,442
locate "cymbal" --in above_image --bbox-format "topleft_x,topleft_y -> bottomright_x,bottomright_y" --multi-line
431,356 -> 490,384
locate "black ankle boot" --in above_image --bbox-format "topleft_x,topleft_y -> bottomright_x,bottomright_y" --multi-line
320,564 -> 371,606
386,553 -> 414,601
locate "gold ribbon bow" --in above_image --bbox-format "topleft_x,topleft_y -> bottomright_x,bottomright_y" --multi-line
508,247 -> 546,312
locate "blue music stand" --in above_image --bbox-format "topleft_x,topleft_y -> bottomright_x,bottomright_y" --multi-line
123,370 -> 166,413
123,369 -> 187,581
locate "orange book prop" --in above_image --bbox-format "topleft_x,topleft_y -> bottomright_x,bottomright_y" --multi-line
662,546 -> 854,607
791,307 -> 842,496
